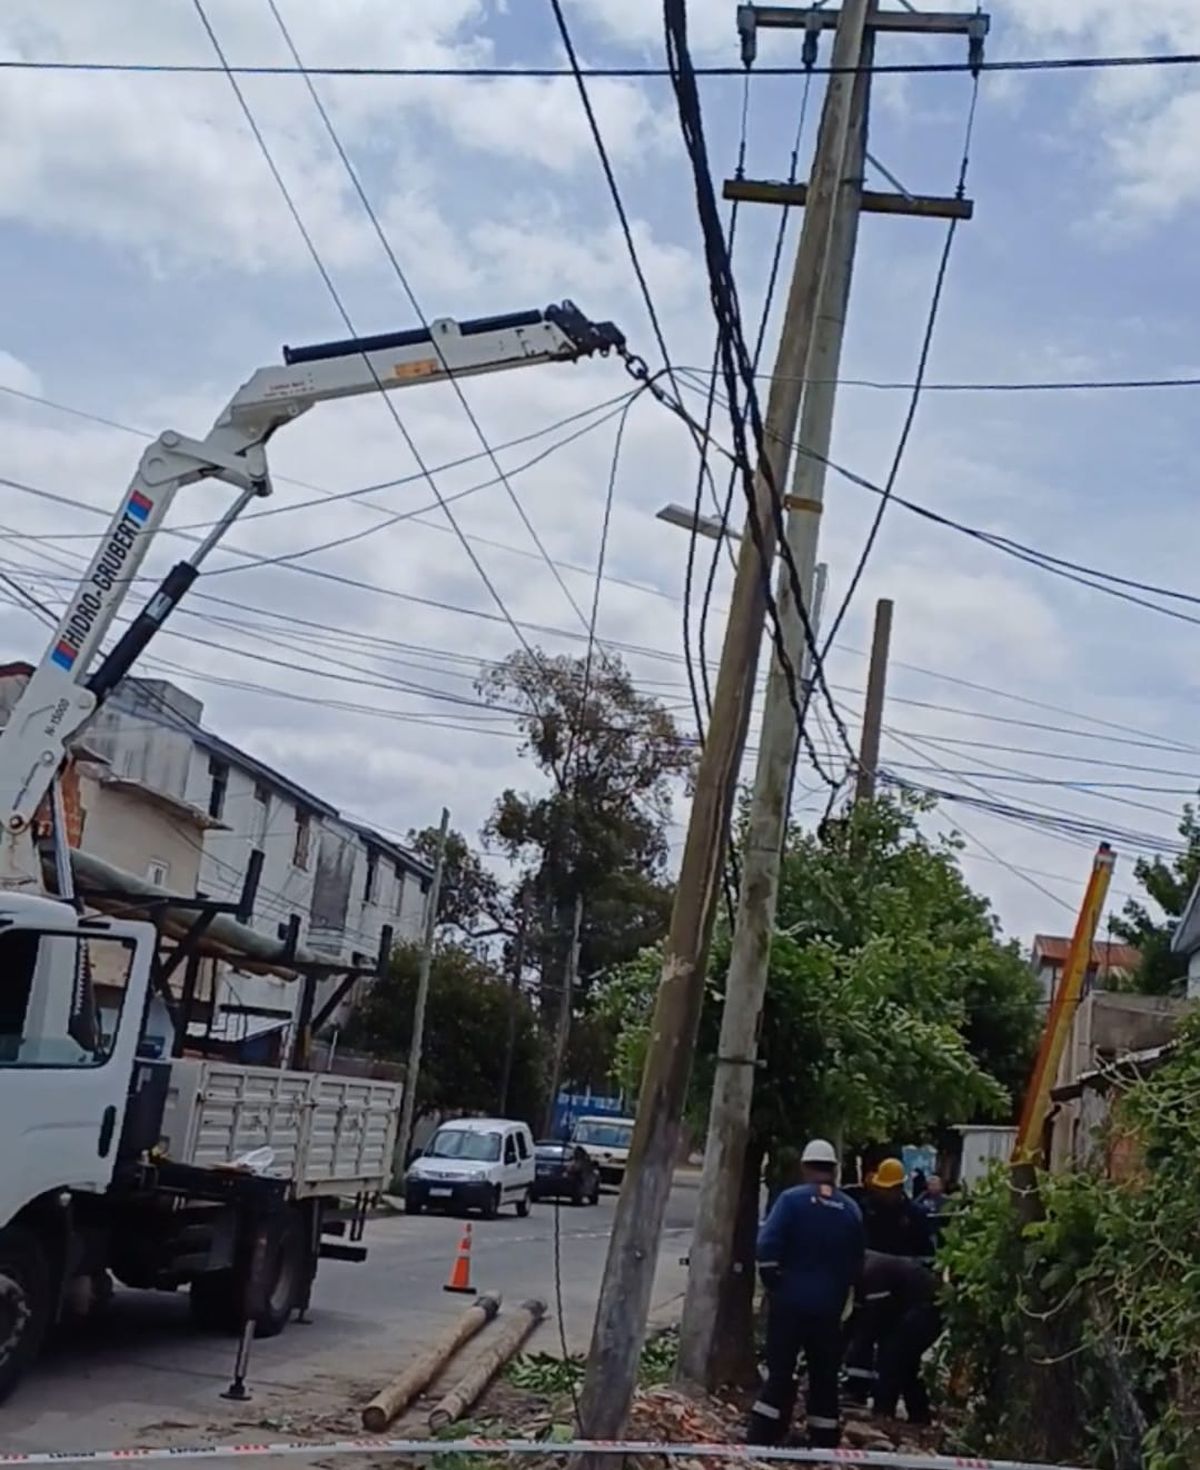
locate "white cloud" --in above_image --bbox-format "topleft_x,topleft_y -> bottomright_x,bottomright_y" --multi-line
561,0 -> 735,58
1002,0 -> 1200,228
0,0 -> 673,271
1104,89 -> 1200,222
0,350 -> 40,396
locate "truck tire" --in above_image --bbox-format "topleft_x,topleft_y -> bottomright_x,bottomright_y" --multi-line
482,1187 -> 500,1220
249,1209 -> 308,1339
0,1227 -> 51,1402
189,1209 -> 308,1339
515,1189 -> 531,1218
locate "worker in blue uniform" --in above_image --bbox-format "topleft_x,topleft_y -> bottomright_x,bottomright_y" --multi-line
749,1138 -> 865,1449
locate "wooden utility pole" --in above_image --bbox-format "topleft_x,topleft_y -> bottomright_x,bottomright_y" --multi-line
498,887 -> 532,1115
669,0 -> 984,1402
576,0 -> 873,1443
675,22 -> 873,1389
854,596 -> 894,807
395,807 -> 449,1177
543,893 -> 582,1137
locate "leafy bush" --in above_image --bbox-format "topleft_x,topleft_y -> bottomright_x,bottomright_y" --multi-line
940,1015 -> 1200,1470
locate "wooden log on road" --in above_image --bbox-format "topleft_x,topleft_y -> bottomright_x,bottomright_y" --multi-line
362,1292 -> 501,1432
428,1298 -> 546,1431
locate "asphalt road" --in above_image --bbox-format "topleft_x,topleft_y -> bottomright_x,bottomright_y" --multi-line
1,1176 -> 699,1455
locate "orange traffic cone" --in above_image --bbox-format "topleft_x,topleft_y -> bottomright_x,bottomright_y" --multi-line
443,1222 -> 477,1295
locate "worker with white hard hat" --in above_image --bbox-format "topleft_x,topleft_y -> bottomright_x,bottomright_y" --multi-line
749,1138 -> 864,1450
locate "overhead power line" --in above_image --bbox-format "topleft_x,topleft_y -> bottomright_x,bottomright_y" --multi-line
264,0 -> 596,638
3,52 -> 1200,78
670,374 -> 1200,638
678,364 -> 1200,395
818,70 -> 978,658
187,0 -> 556,679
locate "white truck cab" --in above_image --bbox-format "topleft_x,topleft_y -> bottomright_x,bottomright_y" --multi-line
405,1118 -> 535,1218
0,897 -> 153,1224
570,1114 -> 636,1186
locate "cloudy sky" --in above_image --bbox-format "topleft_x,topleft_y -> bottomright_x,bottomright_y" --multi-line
2,0 -> 1200,953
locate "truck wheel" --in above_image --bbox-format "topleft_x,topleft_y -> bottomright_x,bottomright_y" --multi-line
0,1227 -> 51,1402
482,1187 -> 500,1220
515,1190 -> 531,1218
190,1210 -> 308,1339
250,1209 -> 308,1339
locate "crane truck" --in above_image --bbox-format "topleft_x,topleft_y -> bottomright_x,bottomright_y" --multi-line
0,302 -> 626,1399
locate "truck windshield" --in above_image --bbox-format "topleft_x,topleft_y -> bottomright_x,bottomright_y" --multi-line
427,1129 -> 501,1162
573,1120 -> 633,1149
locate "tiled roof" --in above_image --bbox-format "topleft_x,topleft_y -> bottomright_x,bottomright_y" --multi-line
1032,934 -> 1141,970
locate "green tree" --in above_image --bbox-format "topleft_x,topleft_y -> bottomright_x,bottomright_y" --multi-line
343,940 -> 545,1127
599,796 -> 1039,1142
1110,798 -> 1200,996
477,648 -> 692,1006
406,824 -> 512,948
593,795 -> 1041,1379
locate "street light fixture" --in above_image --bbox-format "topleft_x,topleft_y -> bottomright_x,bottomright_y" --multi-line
655,502 -> 739,543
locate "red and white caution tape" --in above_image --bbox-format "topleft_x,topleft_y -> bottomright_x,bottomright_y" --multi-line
0,1436 -> 1091,1470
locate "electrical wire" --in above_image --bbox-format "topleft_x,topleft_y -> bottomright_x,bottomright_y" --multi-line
3,54 -> 1200,79
691,64 -> 815,729
818,72 -> 980,659
188,0 -> 548,682
263,0 -> 595,639
662,0 -> 858,782
0,381 -> 642,542
546,0 -> 702,452
671,373 -> 1200,644
675,365 -> 1200,396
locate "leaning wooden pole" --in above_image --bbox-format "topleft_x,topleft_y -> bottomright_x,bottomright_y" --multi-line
362,1293 -> 501,1432
1012,842 -> 1115,1165
428,1299 -> 546,1431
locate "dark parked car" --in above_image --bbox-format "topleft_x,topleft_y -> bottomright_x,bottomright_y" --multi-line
531,1141 -> 600,1205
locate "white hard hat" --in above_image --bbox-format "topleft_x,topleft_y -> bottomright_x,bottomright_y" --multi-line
801,1138 -> 838,1165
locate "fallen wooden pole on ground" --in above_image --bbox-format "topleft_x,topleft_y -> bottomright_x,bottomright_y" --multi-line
362,1292 -> 502,1432
428,1298 -> 546,1431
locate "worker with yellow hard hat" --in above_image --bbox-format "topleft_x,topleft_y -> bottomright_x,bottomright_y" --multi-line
860,1157 -> 934,1258
843,1156 -> 935,1410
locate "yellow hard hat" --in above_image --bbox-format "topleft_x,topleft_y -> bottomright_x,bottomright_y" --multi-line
871,1158 -> 906,1190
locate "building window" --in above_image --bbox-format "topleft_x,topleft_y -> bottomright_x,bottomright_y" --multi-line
364,847 -> 379,905
293,810 -> 312,871
146,858 -> 169,888
207,758 -> 229,820
393,862 -> 406,914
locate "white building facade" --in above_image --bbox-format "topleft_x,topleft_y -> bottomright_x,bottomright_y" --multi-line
0,662 -> 432,1050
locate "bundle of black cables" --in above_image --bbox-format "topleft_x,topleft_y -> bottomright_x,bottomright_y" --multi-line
661,0 -> 854,771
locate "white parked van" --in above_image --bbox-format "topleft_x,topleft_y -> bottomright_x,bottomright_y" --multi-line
406,1117 -> 535,1218
571,1114 -> 636,1186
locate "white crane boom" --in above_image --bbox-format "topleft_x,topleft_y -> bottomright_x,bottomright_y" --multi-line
0,302 -> 625,888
